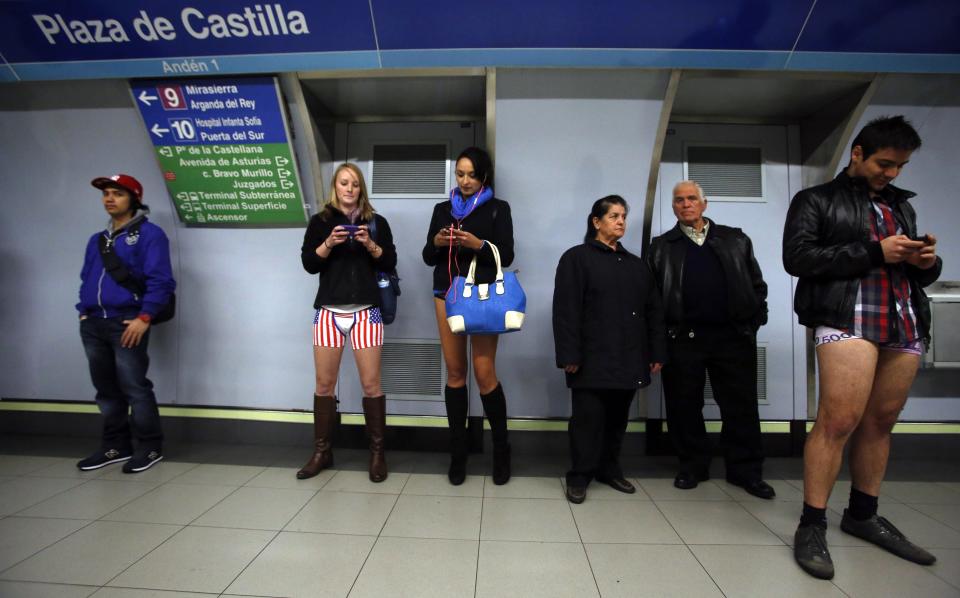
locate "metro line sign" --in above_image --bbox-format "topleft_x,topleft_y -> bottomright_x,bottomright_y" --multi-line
131,76 -> 308,226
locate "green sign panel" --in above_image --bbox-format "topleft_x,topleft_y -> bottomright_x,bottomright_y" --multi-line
132,76 -> 308,226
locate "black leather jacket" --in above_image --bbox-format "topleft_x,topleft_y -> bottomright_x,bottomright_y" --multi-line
783,171 -> 942,338
645,219 -> 768,336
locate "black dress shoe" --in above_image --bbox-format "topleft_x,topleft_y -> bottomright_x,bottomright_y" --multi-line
841,509 -> 936,565
597,476 -> 636,494
566,485 -> 587,504
728,478 -> 776,499
794,523 -> 834,580
673,471 -> 708,490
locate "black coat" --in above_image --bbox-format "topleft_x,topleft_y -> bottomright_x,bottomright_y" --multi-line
422,198 -> 514,292
645,219 -> 768,335
553,240 -> 667,390
301,210 -> 397,309
783,171 -> 942,337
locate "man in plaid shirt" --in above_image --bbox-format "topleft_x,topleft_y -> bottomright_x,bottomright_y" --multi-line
783,116 -> 942,580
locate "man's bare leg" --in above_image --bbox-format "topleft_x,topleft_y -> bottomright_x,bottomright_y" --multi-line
803,339 -> 879,507
848,350 -> 919,496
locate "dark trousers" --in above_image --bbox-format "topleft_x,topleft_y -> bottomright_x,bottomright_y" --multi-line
566,388 -> 635,488
661,327 -> 763,482
80,317 -> 163,454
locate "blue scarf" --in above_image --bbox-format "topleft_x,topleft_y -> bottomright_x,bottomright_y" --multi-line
450,186 -> 493,221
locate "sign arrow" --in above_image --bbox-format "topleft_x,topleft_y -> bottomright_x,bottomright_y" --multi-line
138,90 -> 159,106
151,123 -> 169,138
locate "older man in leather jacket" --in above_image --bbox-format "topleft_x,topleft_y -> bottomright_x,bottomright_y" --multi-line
784,116 -> 941,580
646,180 -> 774,500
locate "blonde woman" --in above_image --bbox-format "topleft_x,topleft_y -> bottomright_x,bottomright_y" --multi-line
298,163 -> 397,482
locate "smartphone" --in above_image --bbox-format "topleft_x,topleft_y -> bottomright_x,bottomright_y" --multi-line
909,234 -> 930,244
341,224 -> 361,237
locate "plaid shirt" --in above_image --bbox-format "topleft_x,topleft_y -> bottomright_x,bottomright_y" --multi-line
850,199 -> 919,343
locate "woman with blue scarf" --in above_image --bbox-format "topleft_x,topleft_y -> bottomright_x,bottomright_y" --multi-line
422,147 -> 516,486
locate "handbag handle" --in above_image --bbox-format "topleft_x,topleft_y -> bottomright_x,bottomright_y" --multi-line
462,242 -> 505,299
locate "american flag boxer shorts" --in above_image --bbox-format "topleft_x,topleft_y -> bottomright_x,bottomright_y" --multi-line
314,307 -> 384,350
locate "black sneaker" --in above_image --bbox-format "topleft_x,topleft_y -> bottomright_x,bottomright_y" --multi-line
122,450 -> 163,474
840,509 -> 936,565
76,448 -> 132,471
794,523 -> 834,580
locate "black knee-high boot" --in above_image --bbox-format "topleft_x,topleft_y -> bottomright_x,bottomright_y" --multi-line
481,383 -> 511,485
445,385 -> 469,485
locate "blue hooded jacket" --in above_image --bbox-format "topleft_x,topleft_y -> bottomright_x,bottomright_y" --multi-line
77,216 -> 176,319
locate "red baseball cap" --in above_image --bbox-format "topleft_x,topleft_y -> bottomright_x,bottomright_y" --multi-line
91,174 -> 143,201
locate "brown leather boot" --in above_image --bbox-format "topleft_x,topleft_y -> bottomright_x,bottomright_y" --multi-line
362,395 -> 388,482
296,395 -> 336,479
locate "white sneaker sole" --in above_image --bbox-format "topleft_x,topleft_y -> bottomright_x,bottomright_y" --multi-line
77,455 -> 132,471
123,455 -> 163,473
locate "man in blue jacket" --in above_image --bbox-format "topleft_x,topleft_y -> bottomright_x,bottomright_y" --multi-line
76,174 -> 176,473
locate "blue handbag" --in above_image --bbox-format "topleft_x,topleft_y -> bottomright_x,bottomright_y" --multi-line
445,242 -> 526,335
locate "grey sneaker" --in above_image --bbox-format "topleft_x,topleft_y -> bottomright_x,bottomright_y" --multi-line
77,448 -> 131,471
122,450 -> 163,474
841,509 -> 936,565
794,524 -> 834,580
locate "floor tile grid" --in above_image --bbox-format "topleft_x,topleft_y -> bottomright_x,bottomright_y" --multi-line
655,476 -> 960,596
632,481 -> 729,597
640,477 -> 864,598
5,455 -> 960,597
564,487 -> 625,598
91,484 -> 261,593
0,460 -> 108,580
340,469 -> 413,598
0,516 -> 100,582
0,463 -> 309,594
1,468 -> 179,571
902,502 -> 960,534
4,476 -> 98,519
93,465 -> 348,595
470,477 -> 483,598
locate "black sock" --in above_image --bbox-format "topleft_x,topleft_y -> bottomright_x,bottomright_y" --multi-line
800,502 -> 827,528
848,486 -> 879,521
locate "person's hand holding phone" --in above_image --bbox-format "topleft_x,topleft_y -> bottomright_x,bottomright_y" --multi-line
450,228 -> 483,251
320,225 -> 351,254
880,234 -> 926,263
905,232 -> 938,270
434,225 -> 455,247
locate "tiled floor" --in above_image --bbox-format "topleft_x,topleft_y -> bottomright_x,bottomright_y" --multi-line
0,440 -> 959,597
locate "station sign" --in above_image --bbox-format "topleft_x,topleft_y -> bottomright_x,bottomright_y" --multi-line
131,76 -> 308,226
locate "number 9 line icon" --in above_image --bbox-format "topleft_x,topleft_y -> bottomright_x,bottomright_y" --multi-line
158,85 -> 187,111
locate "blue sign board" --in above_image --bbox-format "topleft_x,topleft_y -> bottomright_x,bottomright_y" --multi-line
1,0 -> 959,80
131,76 -> 308,226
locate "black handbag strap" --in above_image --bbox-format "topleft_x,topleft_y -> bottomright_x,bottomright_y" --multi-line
97,221 -> 145,296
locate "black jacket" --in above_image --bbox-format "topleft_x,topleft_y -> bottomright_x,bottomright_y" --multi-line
645,220 -> 768,335
301,210 -> 397,309
422,198 -> 514,292
553,240 -> 666,390
783,171 -> 942,337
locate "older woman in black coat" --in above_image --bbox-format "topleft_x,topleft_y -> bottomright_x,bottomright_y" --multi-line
552,195 -> 666,504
